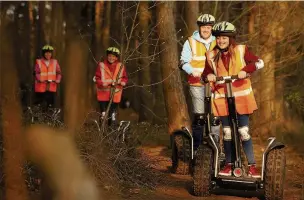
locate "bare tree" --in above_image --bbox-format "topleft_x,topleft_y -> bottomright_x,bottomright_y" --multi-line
156,1 -> 191,134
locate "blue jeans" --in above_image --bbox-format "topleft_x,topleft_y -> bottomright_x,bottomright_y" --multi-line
220,114 -> 256,164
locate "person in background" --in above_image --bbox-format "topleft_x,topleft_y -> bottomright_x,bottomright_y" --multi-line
94,47 -> 128,126
34,45 -> 62,112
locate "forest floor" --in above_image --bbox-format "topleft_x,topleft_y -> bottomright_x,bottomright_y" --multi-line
28,108 -> 304,200
117,130 -> 304,200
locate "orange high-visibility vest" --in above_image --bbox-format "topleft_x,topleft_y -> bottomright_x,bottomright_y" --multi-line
188,38 -> 216,86
97,62 -> 124,103
206,45 -> 258,116
35,59 -> 58,92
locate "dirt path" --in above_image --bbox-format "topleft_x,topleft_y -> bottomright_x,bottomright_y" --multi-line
129,136 -> 304,200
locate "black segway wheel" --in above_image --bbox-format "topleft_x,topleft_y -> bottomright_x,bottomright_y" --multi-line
193,145 -> 213,196
264,148 -> 286,200
171,133 -> 191,175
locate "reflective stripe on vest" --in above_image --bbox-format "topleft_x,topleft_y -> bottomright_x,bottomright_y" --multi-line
97,88 -> 121,92
100,62 -> 123,83
213,87 -> 253,99
206,45 -> 258,116
37,59 -> 57,80
188,37 -> 216,86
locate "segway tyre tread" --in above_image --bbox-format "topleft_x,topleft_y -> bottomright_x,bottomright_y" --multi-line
171,134 -> 191,175
193,145 -> 213,196
264,148 -> 286,200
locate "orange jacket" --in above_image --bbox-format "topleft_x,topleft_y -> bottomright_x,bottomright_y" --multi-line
204,45 -> 259,116
34,59 -> 61,92
95,60 -> 128,103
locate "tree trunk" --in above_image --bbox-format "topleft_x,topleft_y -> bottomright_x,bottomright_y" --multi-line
101,1 -> 111,53
0,4 -> 29,199
38,1 -> 52,45
184,1 -> 199,37
258,2 -> 277,137
14,2 -> 31,109
63,3 -> 89,131
94,1 -> 104,61
51,1 -> 64,108
247,2 -> 261,135
156,1 -> 191,134
138,1 -> 153,122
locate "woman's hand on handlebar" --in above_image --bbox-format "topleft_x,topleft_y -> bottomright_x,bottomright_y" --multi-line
238,71 -> 247,79
207,74 -> 216,82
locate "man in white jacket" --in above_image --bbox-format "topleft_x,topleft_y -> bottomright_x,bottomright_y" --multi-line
180,14 -> 220,151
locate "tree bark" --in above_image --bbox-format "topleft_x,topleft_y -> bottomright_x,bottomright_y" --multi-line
63,3 -> 89,131
51,1 -> 64,108
0,4 -> 29,199
94,1 -> 104,61
258,2 -> 277,137
102,1 -> 111,54
184,1 -> 199,37
38,1 -> 52,45
138,1 -> 153,122
156,1 -> 191,134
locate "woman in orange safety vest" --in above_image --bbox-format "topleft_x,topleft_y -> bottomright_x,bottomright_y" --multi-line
202,21 -> 265,178
94,47 -> 128,126
34,45 -> 62,110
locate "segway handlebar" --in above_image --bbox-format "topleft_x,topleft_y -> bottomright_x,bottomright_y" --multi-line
202,74 -> 249,83
215,75 -> 239,82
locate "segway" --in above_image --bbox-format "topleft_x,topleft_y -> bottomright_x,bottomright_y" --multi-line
192,75 -> 286,200
171,127 -> 193,175
170,83 -> 222,175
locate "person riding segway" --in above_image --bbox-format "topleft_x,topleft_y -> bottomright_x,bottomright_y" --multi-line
192,21 -> 286,200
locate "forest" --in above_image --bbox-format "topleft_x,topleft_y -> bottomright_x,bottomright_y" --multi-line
0,1 -> 304,200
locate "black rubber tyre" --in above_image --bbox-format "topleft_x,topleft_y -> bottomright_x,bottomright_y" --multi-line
192,145 -> 213,196
264,148 -> 286,200
171,133 -> 191,175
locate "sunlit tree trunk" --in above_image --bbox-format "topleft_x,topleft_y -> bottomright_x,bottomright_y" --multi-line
138,1 -> 153,122
184,1 -> 198,39
247,2 -> 261,134
0,4 -> 29,199
156,1 -> 191,133
258,2 -> 277,137
274,2 -> 289,126
63,3 -> 89,131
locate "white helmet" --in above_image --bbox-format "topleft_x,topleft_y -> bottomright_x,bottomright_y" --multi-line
212,21 -> 237,37
197,14 -> 215,26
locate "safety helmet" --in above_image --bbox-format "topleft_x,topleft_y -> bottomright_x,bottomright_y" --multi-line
197,14 -> 215,26
106,47 -> 120,57
212,21 -> 236,37
42,44 -> 54,52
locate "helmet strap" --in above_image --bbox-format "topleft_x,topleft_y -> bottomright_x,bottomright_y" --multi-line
216,44 -> 229,52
